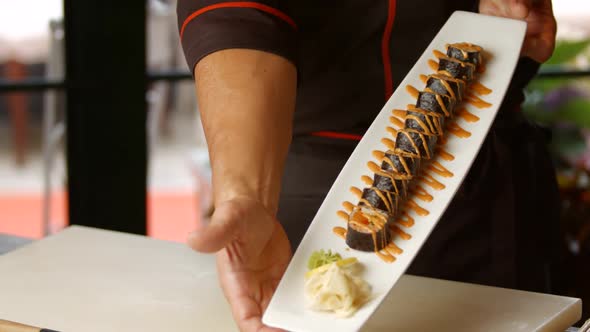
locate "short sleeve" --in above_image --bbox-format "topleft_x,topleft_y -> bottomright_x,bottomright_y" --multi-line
177,0 -> 298,75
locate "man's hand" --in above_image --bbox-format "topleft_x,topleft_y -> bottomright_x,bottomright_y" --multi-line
189,197 -> 291,332
479,0 -> 557,63
189,49 -> 296,331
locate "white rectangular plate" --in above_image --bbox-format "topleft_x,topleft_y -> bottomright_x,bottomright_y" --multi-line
263,11 -> 526,332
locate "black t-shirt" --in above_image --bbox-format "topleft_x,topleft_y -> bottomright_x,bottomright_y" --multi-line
177,0 -> 537,138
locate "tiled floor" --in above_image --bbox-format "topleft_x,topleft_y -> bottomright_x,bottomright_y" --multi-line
0,107 -> 209,243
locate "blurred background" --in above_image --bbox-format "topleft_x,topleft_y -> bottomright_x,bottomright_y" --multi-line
0,0 -> 588,323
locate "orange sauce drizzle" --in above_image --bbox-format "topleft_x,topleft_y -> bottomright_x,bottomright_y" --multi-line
361,175 -> 373,186
396,212 -> 415,227
381,138 -> 395,149
390,116 -> 405,128
427,161 -> 454,177
405,85 -> 420,99
342,201 -> 355,212
376,251 -> 396,263
419,74 -> 428,83
428,59 -> 438,71
367,161 -> 381,173
350,186 -> 362,198
337,210 -> 349,220
437,148 -> 455,161
470,81 -> 492,95
392,109 -> 407,118
465,93 -> 492,108
407,104 -> 416,109
432,49 -> 446,59
411,185 -> 433,202
428,59 -> 438,70
384,242 -> 403,255
372,150 -> 385,160
419,173 -> 445,190
333,226 -> 346,240
456,108 -> 480,123
387,127 -> 398,136
406,199 -> 429,216
447,122 -> 472,138
390,225 -> 412,240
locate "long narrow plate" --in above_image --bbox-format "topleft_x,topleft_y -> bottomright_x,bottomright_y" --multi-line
263,11 -> 526,332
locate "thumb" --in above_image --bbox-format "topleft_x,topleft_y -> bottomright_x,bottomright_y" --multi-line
188,202 -> 241,253
479,0 -> 530,19
511,0 -> 532,19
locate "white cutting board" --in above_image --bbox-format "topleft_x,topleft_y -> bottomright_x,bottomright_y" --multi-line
264,10 -> 530,332
0,226 -> 582,332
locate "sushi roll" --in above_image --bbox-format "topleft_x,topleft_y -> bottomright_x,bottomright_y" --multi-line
425,73 -> 466,101
404,108 -> 445,136
380,150 -> 421,177
372,169 -> 409,199
446,42 -> 483,67
416,91 -> 455,118
438,56 -> 475,82
359,187 -> 400,219
346,206 -> 391,252
394,129 -> 438,159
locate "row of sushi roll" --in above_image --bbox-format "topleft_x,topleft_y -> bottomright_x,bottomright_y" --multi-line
344,42 -> 484,253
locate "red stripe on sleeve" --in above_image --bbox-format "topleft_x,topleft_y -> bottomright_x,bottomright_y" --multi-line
381,0 -> 397,100
180,2 -> 297,40
310,131 -> 363,141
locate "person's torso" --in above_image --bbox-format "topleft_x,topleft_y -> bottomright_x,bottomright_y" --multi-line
283,0 -> 477,137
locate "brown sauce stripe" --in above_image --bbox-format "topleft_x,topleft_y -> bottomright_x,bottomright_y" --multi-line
428,161 -> 454,177
333,226 -> 346,240
407,199 -> 429,216
419,173 -> 445,190
447,122 -> 471,138
343,201 -> 355,212
337,210 -> 349,220
411,185 -> 434,202
390,116 -> 405,128
361,175 -> 373,186
396,212 -> 415,227
437,148 -> 455,161
406,85 -> 420,99
465,92 -> 492,108
456,108 -> 480,122
350,186 -> 362,198
428,59 -> 438,71
470,81 -> 492,95
390,225 -> 412,240
381,138 -> 395,149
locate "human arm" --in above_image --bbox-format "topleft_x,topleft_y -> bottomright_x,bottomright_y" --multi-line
176,1 -> 298,331
190,48 -> 296,332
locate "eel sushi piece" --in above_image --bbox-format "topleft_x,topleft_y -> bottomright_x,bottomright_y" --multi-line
372,168 -> 409,199
437,56 -> 475,82
416,90 -> 455,118
404,108 -> 445,136
425,73 -> 466,101
380,150 -> 421,178
446,42 -> 483,67
359,187 -> 400,220
346,206 -> 391,252
394,129 -> 438,160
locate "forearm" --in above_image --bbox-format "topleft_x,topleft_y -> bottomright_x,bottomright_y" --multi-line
195,49 -> 297,214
